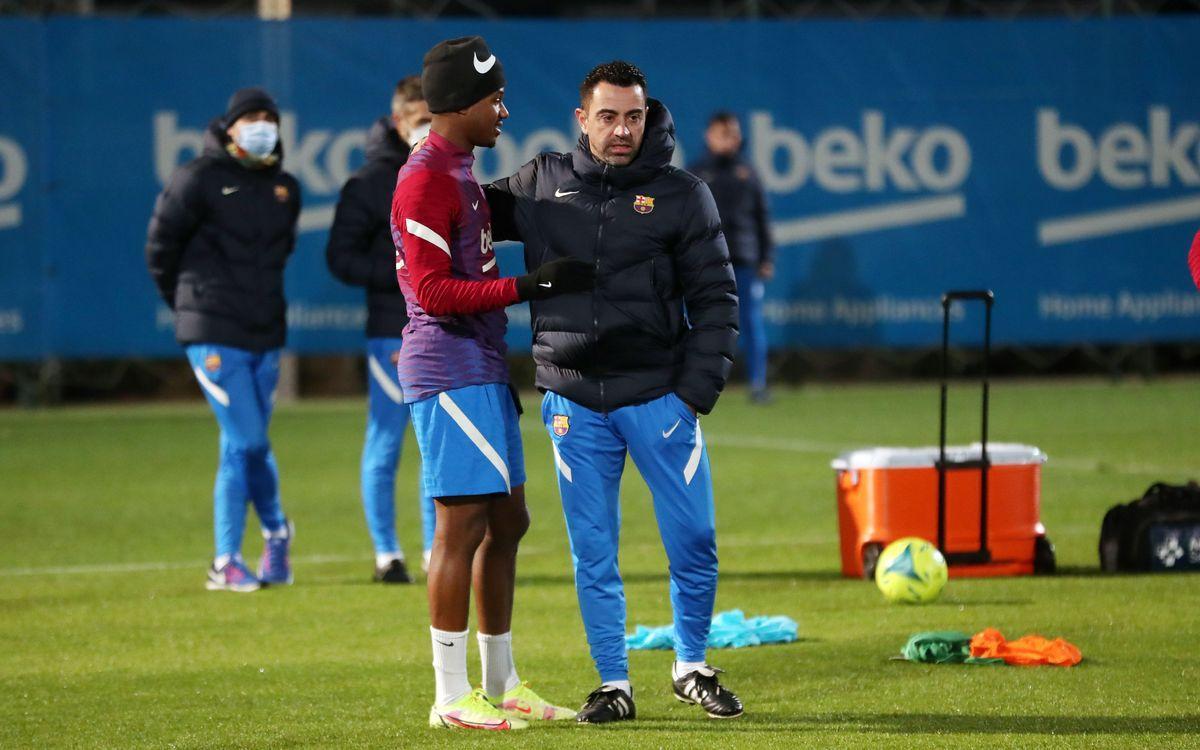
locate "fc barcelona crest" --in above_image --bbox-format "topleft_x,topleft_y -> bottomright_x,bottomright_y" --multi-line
552,414 -> 570,437
274,184 -> 290,203
633,195 -> 655,214
204,353 -> 221,372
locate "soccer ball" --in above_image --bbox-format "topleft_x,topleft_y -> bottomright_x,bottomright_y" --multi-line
874,537 -> 948,604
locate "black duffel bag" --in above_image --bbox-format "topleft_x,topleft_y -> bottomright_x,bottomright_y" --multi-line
1100,482 -> 1200,572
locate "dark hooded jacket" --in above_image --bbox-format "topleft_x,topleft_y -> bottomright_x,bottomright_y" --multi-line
145,119 -> 301,352
688,150 -> 774,270
325,117 -> 411,338
486,100 -> 738,414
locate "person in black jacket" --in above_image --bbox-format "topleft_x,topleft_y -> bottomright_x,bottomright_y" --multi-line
485,61 -> 742,723
689,112 -> 774,403
145,87 -> 300,593
326,77 -> 433,584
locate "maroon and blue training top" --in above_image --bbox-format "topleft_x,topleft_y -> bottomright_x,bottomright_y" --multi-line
389,130 -> 519,403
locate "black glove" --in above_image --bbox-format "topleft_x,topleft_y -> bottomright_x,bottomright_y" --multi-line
515,257 -> 595,301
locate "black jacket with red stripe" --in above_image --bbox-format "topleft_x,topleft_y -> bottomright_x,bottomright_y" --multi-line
486,100 -> 738,415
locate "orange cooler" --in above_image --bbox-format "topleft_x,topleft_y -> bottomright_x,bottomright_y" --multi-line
832,443 -> 1051,578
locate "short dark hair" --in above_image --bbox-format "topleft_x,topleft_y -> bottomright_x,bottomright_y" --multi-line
392,75 -> 424,114
579,61 -> 647,108
708,110 -> 738,127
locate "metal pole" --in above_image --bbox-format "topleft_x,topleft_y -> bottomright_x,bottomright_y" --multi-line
979,293 -> 993,557
937,295 -> 950,553
258,0 -> 299,403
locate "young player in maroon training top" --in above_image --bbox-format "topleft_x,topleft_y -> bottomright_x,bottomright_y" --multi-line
390,36 -> 593,731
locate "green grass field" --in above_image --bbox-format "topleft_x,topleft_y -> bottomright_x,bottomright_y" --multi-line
3,379 -> 1199,748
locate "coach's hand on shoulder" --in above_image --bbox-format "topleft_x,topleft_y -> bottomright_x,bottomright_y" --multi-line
515,258 -> 595,301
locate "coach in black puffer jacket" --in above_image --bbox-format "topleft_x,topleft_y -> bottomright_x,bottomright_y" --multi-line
487,99 -> 737,414
145,116 -> 301,351
325,116 -> 411,337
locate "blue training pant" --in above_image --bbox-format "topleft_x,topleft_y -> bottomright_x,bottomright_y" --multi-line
734,265 -> 768,392
542,391 -> 718,682
361,338 -> 435,556
186,344 -> 287,558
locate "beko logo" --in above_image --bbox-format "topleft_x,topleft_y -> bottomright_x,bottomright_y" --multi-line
0,135 -> 28,231
1036,107 -> 1200,245
750,111 -> 972,244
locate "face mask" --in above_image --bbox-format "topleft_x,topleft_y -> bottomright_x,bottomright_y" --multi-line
408,122 -> 431,145
235,121 -> 279,159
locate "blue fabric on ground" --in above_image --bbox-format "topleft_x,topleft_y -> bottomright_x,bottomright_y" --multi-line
626,609 -> 798,650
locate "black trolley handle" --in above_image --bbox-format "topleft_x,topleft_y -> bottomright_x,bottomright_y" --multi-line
937,290 -> 994,564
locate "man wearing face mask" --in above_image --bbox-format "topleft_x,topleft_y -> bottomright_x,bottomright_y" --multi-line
326,76 -> 435,584
484,61 -> 741,723
146,87 -> 301,593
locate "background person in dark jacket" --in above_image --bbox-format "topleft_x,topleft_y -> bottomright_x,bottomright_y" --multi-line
486,61 -> 742,724
689,111 -> 774,403
145,87 -> 300,593
326,77 -> 433,584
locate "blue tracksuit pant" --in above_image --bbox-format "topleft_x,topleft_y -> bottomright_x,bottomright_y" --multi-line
362,337 -> 434,557
734,265 -> 768,392
542,391 -> 718,683
186,344 -> 287,558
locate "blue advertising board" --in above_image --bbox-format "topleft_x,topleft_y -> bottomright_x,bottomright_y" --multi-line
1,17 -> 1199,360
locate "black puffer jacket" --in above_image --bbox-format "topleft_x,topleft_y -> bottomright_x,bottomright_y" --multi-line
326,117 -> 411,338
487,100 -> 738,414
145,120 -> 301,352
688,150 -> 774,270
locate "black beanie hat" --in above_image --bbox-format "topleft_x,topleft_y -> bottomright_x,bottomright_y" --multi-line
223,87 -> 280,128
421,36 -> 505,114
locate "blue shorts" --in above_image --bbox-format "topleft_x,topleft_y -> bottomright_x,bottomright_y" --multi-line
409,383 -> 526,499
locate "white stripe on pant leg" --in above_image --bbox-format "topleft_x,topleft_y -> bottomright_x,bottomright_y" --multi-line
552,443 -> 574,483
683,423 -> 704,486
193,366 -> 231,407
481,257 -> 497,273
437,391 -> 511,494
367,355 -> 404,404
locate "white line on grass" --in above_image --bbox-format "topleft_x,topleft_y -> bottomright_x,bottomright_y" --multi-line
1,553 -> 361,578
8,431 -> 1190,578
2,536 -> 826,579
520,423 -> 1198,477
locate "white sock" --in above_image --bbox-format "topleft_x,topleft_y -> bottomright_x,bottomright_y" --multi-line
375,552 -> 404,568
477,631 -> 520,698
603,679 -> 632,697
673,660 -> 708,680
431,627 -> 471,706
213,553 -> 233,570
